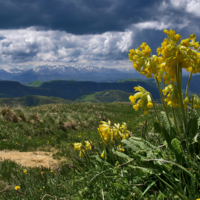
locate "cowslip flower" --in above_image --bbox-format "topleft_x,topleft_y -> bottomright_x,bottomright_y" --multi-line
129,87 -> 153,115
73,142 -> 82,151
101,150 -> 107,159
117,144 -> 125,152
85,141 -> 92,150
14,186 -> 20,190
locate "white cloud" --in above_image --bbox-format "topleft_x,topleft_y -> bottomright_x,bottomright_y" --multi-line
0,26 -> 133,64
170,0 -> 200,17
134,21 -> 171,30
185,0 -> 200,16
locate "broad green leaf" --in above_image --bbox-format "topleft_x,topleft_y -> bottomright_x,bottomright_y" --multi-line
154,121 -> 162,133
171,138 -> 184,164
162,127 -> 173,150
185,118 -> 198,140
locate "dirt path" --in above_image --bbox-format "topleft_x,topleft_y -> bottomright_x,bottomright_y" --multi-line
0,148 -> 68,169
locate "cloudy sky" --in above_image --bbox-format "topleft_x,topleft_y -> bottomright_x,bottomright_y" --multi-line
0,0 -> 199,74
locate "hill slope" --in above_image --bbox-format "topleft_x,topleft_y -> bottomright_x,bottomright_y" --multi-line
39,80 -> 160,100
75,90 -> 134,103
0,95 -> 73,107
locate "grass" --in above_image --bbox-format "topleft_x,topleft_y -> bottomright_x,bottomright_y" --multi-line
0,101 -> 199,199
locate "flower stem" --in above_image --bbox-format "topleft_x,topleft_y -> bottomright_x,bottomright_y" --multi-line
175,63 -> 186,130
155,77 -> 171,127
150,93 -> 162,129
172,106 -> 181,139
185,72 -> 193,123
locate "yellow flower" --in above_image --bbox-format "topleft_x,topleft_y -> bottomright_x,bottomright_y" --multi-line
101,150 -> 107,159
85,141 -> 92,150
133,104 -> 139,111
163,29 -> 169,34
174,34 -> 182,43
142,45 -> 152,57
79,150 -> 84,157
181,38 -> 190,47
129,95 -> 136,104
147,102 -> 153,108
73,142 -> 82,151
157,47 -> 162,55
194,42 -> 199,49
41,171 -> 45,174
23,169 -> 27,174
134,86 -> 146,93
143,109 -> 148,115
14,186 -> 20,190
134,86 -> 138,91
140,42 -> 147,50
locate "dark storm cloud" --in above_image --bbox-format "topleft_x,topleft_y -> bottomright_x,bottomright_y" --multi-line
0,0 -> 162,35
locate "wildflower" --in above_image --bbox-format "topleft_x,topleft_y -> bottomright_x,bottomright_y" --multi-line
73,142 -> 82,151
147,102 -> 153,108
143,109 -> 148,115
133,104 -> 139,111
85,141 -> 92,150
14,186 -> 20,190
117,144 -> 125,152
79,150 -> 85,157
23,169 -> 27,174
101,150 -> 107,159
129,95 -> 137,104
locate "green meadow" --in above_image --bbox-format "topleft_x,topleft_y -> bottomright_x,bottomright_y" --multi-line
0,99 -> 199,199
0,101 -> 161,199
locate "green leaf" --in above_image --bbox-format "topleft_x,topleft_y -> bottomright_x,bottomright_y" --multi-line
142,181 -> 156,197
170,127 -> 176,140
185,118 -> 198,141
171,138 -> 184,164
162,127 -> 173,150
114,151 -> 132,161
154,121 -> 162,133
113,183 -> 126,190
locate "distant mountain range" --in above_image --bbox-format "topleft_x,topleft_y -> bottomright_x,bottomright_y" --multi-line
0,74 -> 198,106
0,65 -> 147,84
0,79 -> 160,101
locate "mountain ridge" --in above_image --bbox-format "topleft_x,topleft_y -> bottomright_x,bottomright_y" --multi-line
0,64 -> 146,84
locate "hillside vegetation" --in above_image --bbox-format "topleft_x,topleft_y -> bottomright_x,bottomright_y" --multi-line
0,95 -> 73,107
75,90 -> 135,103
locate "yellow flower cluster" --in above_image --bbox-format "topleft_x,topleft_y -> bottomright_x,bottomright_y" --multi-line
97,120 -> 131,145
128,29 -> 200,110
73,141 -> 93,157
129,86 -> 153,115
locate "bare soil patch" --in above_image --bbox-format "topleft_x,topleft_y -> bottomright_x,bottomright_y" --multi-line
0,148 -> 68,169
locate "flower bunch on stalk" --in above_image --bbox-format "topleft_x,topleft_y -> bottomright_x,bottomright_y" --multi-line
129,86 -> 153,115
128,29 -> 200,129
98,120 -> 130,159
73,141 -> 93,157
97,120 -> 131,145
